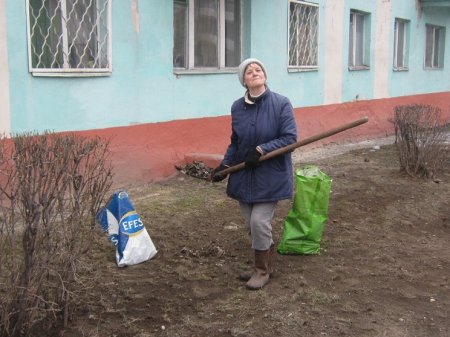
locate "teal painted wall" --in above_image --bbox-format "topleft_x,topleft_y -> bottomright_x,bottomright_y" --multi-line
252,1 -> 324,108
389,4 -> 450,97
7,0 -> 245,133
5,0 -> 450,133
341,0 -> 377,102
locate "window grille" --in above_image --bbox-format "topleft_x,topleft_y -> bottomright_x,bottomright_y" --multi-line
349,10 -> 370,69
425,24 -> 445,69
26,0 -> 112,76
173,0 -> 242,71
393,18 -> 409,70
288,1 -> 319,69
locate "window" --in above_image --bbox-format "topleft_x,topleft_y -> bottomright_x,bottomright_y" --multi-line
425,24 -> 445,69
288,0 -> 319,70
26,0 -> 112,76
173,0 -> 242,71
393,18 -> 409,70
348,10 -> 370,69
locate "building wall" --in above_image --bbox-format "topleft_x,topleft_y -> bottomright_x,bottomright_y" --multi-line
81,91 -> 450,189
1,0 -> 450,185
4,0 -> 449,134
323,0 -> 345,104
6,0 -> 246,133
373,0 -> 391,99
388,4 -> 450,97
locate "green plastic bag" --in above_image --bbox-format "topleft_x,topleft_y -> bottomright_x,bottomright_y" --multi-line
277,165 -> 332,255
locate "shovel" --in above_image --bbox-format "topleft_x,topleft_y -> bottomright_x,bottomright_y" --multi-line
215,116 -> 369,178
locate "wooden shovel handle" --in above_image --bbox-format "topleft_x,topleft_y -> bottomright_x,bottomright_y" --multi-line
217,116 -> 369,177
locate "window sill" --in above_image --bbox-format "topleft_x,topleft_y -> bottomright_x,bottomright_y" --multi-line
393,67 -> 409,72
348,65 -> 370,71
173,68 -> 237,76
287,67 -> 318,73
30,70 -> 112,78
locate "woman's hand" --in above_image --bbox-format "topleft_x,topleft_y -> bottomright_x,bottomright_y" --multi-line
245,148 -> 262,168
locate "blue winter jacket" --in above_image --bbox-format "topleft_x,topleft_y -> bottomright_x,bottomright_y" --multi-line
222,88 -> 298,203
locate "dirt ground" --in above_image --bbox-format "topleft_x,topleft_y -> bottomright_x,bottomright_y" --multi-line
52,138 -> 449,337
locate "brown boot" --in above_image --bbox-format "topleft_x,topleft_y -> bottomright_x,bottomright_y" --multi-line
239,244 -> 275,281
246,249 -> 270,290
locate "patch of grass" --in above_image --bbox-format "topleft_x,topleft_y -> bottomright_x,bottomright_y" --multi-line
304,287 -> 341,305
132,180 -> 227,218
214,293 -> 245,313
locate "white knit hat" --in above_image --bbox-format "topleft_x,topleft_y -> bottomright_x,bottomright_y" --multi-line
238,58 -> 267,87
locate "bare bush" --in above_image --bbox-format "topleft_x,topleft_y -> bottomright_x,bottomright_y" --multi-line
393,104 -> 449,178
0,132 -> 113,337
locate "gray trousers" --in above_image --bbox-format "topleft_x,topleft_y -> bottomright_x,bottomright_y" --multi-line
239,201 -> 278,251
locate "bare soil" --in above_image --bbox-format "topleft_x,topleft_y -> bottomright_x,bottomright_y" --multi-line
51,140 -> 449,337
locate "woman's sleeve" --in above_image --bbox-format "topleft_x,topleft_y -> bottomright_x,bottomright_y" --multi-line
221,128 -> 238,166
259,99 -> 298,154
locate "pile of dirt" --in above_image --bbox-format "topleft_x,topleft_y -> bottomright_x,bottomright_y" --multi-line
175,161 -> 212,180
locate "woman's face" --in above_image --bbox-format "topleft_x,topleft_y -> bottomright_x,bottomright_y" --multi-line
244,63 -> 266,90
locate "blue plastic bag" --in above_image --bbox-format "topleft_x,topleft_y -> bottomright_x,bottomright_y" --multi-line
97,190 -> 157,267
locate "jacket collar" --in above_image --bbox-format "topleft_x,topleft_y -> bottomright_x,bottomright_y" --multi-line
244,86 -> 270,105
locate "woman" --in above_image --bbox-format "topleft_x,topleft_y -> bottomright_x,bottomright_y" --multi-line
211,58 -> 298,290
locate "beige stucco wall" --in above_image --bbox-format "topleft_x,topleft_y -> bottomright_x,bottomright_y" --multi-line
323,1 -> 345,104
374,0 -> 392,98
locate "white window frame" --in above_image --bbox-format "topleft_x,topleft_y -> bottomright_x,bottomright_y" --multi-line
287,0 -> 319,72
26,0 -> 112,77
173,0 -> 242,73
348,10 -> 370,70
424,24 -> 445,69
393,18 -> 409,71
